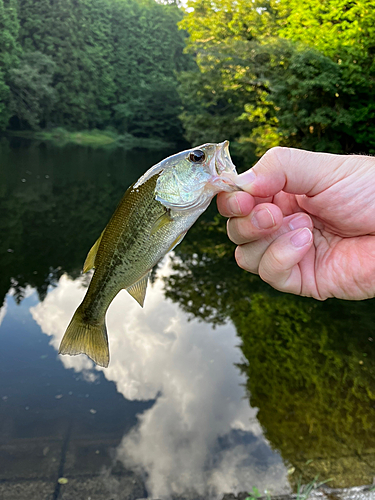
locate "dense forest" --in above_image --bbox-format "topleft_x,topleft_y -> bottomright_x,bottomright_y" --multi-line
1,0 -> 375,156
0,0 -> 190,144
180,0 -> 375,158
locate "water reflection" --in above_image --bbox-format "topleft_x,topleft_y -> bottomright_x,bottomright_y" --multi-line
0,300 -> 7,327
30,259 -> 289,499
2,137 -> 375,498
0,136 -> 174,307
165,216 -> 375,489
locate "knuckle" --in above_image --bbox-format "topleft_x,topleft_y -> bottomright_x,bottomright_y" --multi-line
258,248 -> 285,283
235,245 -> 258,274
216,192 -> 230,215
235,246 -> 247,270
262,146 -> 289,170
226,218 -> 238,244
227,217 -> 246,244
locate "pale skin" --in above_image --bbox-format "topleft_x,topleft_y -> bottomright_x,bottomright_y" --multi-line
216,147 -> 375,300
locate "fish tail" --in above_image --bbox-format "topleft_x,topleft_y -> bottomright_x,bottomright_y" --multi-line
58,306 -> 109,367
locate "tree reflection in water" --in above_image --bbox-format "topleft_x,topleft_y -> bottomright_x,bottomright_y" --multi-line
164,212 -> 375,489
2,137 -> 375,491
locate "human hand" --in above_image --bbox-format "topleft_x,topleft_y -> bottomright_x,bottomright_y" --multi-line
217,147 -> 375,300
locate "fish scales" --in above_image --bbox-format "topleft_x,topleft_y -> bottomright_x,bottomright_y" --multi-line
83,174 -> 189,321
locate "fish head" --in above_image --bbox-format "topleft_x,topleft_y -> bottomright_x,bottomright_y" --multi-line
150,141 -> 240,212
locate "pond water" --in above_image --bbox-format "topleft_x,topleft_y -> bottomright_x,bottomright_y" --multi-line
0,136 -> 374,500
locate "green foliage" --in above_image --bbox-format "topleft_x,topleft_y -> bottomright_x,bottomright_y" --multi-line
278,0 -> 375,69
2,0 -> 375,150
0,0 -> 21,130
180,0 -> 375,156
245,486 -> 271,500
111,0 -> 189,140
8,52 -> 56,130
277,0 -> 375,152
180,0 -> 278,45
0,70 -> 9,131
240,43 -> 356,154
17,0 -> 118,129
0,0 -> 191,142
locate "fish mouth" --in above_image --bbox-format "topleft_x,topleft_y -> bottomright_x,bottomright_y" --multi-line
211,141 -> 242,192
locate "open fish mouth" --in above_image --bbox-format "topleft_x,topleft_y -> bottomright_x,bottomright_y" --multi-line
211,141 -> 242,192
215,140 -> 236,175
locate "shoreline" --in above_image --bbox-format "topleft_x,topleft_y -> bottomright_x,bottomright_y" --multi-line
3,129 -> 175,150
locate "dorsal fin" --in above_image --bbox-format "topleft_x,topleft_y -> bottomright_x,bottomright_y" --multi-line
126,272 -> 150,307
83,230 -> 104,273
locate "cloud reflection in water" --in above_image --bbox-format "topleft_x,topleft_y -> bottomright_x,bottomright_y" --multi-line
30,258 -> 289,499
0,300 -> 7,328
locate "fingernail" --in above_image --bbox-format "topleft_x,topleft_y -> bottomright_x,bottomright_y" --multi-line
227,195 -> 241,215
236,169 -> 256,187
252,207 -> 275,229
291,228 -> 312,248
288,214 -> 310,231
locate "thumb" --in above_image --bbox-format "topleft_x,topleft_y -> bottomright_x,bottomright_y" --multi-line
236,147 -> 353,198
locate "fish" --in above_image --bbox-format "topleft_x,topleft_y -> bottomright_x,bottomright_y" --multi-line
59,141 -> 240,367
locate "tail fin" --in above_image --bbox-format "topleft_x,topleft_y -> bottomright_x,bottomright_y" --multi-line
59,306 -> 109,367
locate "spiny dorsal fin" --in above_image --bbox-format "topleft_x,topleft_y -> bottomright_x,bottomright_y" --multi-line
126,272 -> 150,307
83,230 -> 104,273
150,210 -> 173,237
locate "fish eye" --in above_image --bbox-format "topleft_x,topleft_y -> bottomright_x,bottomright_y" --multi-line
188,150 -> 205,163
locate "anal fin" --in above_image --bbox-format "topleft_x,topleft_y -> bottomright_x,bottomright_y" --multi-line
126,272 -> 150,307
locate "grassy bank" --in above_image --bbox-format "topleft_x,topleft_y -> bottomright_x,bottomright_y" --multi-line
6,128 -> 174,150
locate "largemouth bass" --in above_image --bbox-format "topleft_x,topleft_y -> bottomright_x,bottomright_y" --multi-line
59,141 -> 239,367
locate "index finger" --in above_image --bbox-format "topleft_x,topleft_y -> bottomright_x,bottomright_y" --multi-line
217,191 -> 255,218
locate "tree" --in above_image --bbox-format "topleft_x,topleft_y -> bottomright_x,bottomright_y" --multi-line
0,0 -> 21,130
179,0 -> 375,156
17,0 -> 116,129
8,52 -> 56,129
277,0 -> 375,152
4,0 -> 191,141
240,42 -> 356,154
111,0 -> 189,142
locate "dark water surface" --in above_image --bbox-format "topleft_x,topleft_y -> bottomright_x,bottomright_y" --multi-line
0,137 -> 374,500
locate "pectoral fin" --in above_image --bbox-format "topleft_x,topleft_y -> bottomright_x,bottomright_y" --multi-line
150,210 -> 173,236
126,272 -> 150,307
167,231 -> 187,253
83,230 -> 104,273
